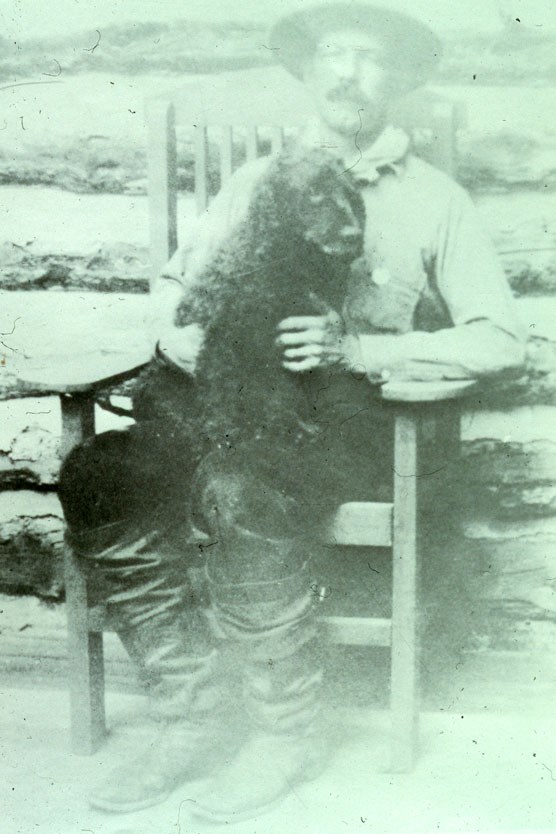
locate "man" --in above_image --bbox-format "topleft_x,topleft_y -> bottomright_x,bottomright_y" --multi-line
59,3 -> 526,824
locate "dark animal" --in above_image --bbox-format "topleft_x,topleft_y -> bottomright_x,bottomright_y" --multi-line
136,145 -> 366,458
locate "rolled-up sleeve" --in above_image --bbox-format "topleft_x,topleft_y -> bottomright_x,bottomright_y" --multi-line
149,157 -> 270,372
434,188 -> 524,338
355,320 -> 526,381
354,185 -> 526,381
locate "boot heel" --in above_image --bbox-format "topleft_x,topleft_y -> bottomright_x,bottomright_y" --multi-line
302,752 -> 327,782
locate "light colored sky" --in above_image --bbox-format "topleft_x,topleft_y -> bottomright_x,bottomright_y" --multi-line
2,0 -> 555,40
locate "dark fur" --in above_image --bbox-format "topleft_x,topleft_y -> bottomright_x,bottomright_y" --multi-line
139,145 -> 365,457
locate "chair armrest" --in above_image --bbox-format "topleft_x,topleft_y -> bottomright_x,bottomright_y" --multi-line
12,350 -> 150,396
380,379 -> 478,403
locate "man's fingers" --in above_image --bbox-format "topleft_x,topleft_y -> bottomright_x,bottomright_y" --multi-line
283,345 -> 323,359
277,316 -> 327,332
276,328 -> 323,346
282,356 -> 321,372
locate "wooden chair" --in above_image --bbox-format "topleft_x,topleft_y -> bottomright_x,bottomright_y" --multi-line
53,87 -> 475,770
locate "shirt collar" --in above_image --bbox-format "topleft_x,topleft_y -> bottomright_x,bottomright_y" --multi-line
299,123 -> 410,184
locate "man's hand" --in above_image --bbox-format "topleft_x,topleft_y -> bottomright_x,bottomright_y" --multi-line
276,309 -> 356,372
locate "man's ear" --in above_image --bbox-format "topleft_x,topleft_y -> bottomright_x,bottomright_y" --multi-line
386,67 -> 415,99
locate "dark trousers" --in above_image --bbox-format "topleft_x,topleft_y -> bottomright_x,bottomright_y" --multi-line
59,389 -> 393,593
58,374 -> 393,729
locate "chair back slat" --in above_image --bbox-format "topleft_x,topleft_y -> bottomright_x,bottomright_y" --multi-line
428,100 -> 458,177
194,125 -> 209,215
245,127 -> 259,163
146,100 -> 178,284
390,93 -> 466,177
220,126 -> 234,184
148,91 -> 465,269
270,126 -> 285,154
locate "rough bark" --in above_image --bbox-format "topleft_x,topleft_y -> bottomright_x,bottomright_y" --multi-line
0,241 -> 149,293
0,493 -> 64,598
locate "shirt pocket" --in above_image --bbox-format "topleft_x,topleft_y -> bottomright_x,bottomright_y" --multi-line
343,254 -> 427,335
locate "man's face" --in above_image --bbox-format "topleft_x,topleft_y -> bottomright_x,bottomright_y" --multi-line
302,29 -> 392,138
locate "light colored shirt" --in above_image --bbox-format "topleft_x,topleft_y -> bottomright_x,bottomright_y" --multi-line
152,130 -> 526,382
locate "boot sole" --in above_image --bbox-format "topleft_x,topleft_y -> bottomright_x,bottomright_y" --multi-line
193,793 -> 286,825
191,760 -> 325,824
88,737 -> 245,814
89,790 -> 171,813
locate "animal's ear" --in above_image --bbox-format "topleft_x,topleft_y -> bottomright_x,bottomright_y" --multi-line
306,146 -> 344,170
267,146 -> 307,185
277,142 -> 341,171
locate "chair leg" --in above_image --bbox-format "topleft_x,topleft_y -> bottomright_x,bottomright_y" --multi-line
389,411 -> 420,772
64,546 -> 106,754
60,392 -> 106,754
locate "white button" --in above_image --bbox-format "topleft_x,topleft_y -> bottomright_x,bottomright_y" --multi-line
371,267 -> 391,286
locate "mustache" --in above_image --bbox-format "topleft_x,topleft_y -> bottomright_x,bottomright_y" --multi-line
326,87 -> 368,103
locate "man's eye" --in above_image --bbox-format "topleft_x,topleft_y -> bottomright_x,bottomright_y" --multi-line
315,45 -> 344,60
355,48 -> 382,60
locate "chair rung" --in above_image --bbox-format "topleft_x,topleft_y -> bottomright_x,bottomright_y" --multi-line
87,605 -> 107,632
91,609 -> 392,646
327,502 -> 393,547
321,616 -> 392,646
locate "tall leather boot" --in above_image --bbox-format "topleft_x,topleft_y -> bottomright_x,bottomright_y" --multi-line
74,531 -> 241,813
192,534 -> 327,824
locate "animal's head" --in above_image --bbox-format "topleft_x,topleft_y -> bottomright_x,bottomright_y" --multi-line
265,146 -> 365,260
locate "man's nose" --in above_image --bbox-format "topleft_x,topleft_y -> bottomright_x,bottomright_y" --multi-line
331,51 -> 358,81
341,222 -> 362,239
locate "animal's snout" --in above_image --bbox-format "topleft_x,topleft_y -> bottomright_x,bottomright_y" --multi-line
339,226 -> 364,254
340,227 -> 362,240
337,195 -> 364,230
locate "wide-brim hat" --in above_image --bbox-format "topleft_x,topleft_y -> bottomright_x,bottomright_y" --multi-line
268,3 -> 441,89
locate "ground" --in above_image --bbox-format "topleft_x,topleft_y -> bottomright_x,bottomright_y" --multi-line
2,684 -> 556,833
2,594 -> 556,834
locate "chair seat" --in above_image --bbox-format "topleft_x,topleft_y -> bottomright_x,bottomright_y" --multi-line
86,501 -> 396,648
322,616 -> 391,646
327,502 -> 393,547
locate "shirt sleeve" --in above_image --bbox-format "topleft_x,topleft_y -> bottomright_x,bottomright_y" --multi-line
353,184 -> 527,382
149,157 -> 270,371
433,185 -> 525,339
355,320 -> 526,382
